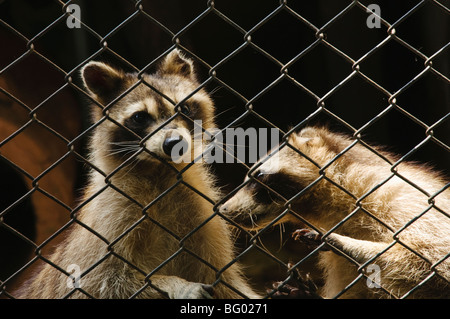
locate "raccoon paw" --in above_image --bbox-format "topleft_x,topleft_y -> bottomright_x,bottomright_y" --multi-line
292,228 -> 329,251
269,271 -> 322,299
270,281 -> 303,299
174,283 -> 214,299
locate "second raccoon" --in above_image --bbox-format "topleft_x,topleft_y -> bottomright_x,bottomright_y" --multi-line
220,126 -> 450,298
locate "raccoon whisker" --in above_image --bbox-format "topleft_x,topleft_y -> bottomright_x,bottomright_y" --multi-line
109,141 -> 140,146
209,86 -> 223,96
109,139 -> 140,144
89,147 -> 125,160
229,224 -> 242,242
127,158 -> 142,174
108,147 -> 141,155
105,149 -> 143,165
280,221 -> 285,234
191,125 -> 257,150
255,235 -> 269,253
279,223 -> 288,250
189,126 -> 221,138
119,156 -> 141,176
108,147 -> 141,157
107,144 -> 141,154
248,211 -> 259,229
248,212 -> 254,227
215,105 -> 237,118
107,151 -> 136,160
108,144 -> 141,150
225,119 -> 247,129
268,190 -> 293,206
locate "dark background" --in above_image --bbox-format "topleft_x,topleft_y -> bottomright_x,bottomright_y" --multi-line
0,0 -> 449,293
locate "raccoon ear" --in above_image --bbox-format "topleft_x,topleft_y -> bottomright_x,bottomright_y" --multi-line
158,50 -> 195,79
81,61 -> 127,104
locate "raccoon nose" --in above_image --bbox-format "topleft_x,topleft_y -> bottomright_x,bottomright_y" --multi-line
163,135 -> 187,157
219,202 -> 229,213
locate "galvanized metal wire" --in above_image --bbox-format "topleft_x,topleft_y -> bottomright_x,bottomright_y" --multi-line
0,0 -> 449,299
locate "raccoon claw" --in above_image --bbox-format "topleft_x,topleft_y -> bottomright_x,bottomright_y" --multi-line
269,282 -> 303,299
292,228 -> 329,251
292,228 -> 322,243
269,270 -> 322,299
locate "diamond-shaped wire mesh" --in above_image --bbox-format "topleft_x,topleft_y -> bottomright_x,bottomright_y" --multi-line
0,0 -> 449,299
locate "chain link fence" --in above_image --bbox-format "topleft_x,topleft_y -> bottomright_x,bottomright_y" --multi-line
0,0 -> 449,299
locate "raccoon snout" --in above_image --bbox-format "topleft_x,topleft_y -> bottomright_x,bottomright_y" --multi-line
163,135 -> 182,155
163,134 -> 189,159
219,202 -> 241,217
218,202 -> 229,213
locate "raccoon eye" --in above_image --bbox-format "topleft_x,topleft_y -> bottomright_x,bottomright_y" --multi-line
179,104 -> 191,116
255,171 -> 268,180
132,111 -> 151,125
248,171 -> 268,189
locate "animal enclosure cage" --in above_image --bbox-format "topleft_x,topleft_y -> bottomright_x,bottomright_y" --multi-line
0,0 -> 449,299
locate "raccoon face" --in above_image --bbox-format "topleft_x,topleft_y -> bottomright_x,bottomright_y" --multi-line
219,146 -> 309,230
81,50 -> 215,167
219,172 -> 304,230
219,129 -> 328,230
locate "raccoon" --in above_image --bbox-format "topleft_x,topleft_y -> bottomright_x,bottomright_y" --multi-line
219,126 -> 450,298
16,50 -> 260,299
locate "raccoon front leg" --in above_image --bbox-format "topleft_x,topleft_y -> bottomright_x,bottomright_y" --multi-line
292,228 -> 389,264
140,275 -> 214,299
325,233 -> 392,265
292,228 -> 444,298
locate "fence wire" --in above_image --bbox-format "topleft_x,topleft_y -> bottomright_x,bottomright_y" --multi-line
0,0 -> 449,299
